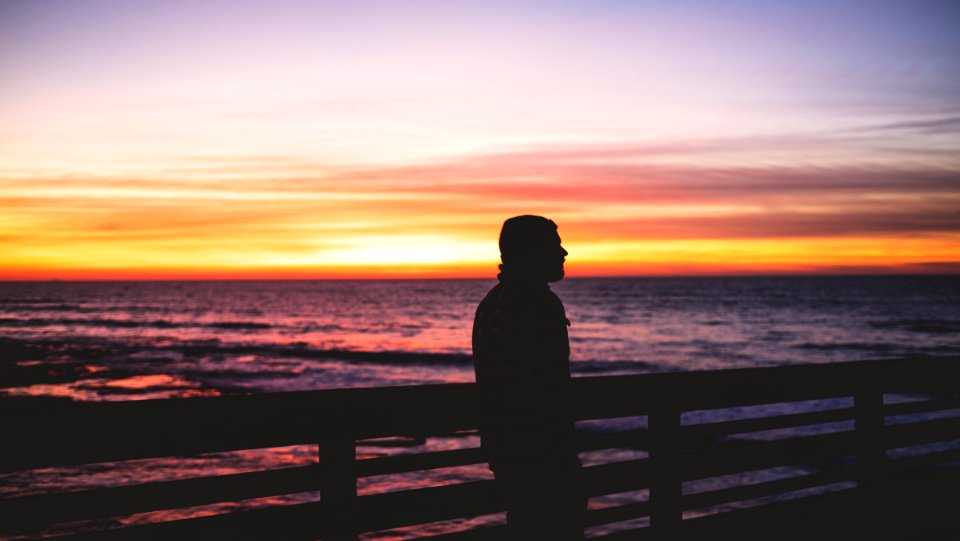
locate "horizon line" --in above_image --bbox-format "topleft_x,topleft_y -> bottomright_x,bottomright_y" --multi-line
3,271 -> 959,283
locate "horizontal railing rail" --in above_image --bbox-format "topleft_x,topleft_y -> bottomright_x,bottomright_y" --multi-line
1,356 -> 959,540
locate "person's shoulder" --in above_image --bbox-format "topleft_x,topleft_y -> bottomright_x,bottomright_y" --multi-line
477,282 -> 505,307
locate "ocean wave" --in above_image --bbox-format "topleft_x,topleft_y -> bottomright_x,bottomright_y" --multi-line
0,297 -> 62,304
207,322 -> 273,330
1,335 -> 658,375
792,342 -> 898,352
572,359 -> 663,374
868,318 -> 960,334
791,342 -> 960,355
175,341 -> 473,365
0,336 -> 473,367
0,317 -> 272,331
1,303 -> 100,313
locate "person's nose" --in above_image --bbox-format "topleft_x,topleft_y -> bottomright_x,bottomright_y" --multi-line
561,246 -> 568,257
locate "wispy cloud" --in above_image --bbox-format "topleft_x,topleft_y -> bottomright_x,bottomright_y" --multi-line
848,116 -> 960,135
2,132 -> 958,278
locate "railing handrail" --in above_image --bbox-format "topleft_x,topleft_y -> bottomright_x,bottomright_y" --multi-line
2,355 -> 959,540
3,356 -> 959,473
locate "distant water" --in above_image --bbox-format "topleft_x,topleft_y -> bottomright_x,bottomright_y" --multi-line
2,276 -> 959,540
1,276 -> 959,401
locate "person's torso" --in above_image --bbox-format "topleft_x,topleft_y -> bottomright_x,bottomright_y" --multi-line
472,279 -> 575,470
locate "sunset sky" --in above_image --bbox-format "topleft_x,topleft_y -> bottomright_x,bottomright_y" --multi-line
2,0 -> 958,279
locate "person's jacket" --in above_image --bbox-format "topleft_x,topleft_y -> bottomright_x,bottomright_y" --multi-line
472,276 -> 576,473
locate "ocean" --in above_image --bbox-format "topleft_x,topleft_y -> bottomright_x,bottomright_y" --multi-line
1,276 -> 959,539
2,276 -> 959,401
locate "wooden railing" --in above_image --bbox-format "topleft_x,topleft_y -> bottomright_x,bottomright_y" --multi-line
2,356 -> 960,540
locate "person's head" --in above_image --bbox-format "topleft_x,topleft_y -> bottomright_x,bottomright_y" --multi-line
498,215 -> 568,282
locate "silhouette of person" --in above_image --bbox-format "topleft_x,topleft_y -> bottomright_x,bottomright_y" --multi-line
472,215 -> 585,540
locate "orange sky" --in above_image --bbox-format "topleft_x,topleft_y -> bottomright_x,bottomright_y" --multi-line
4,150 -> 958,279
2,1 -> 959,280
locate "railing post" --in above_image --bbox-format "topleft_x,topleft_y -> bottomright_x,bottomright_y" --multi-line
648,403 -> 682,531
854,387 -> 885,489
318,435 -> 358,541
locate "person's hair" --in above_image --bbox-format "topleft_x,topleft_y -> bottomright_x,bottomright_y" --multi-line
499,215 -> 557,263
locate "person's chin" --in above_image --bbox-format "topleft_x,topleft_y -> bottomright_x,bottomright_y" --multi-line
548,268 -> 565,282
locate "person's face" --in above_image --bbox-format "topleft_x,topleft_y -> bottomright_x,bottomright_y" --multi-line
533,231 -> 568,282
